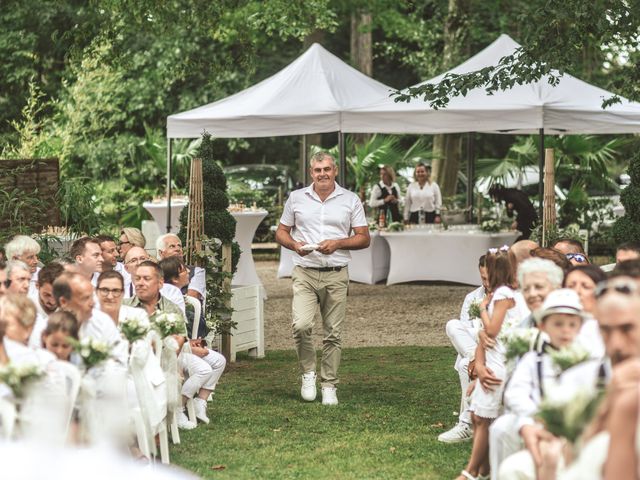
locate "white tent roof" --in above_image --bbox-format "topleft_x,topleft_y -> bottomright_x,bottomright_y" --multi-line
167,43 -> 394,138
343,34 -> 640,135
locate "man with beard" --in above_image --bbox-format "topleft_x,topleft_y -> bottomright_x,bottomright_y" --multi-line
27,262 -> 64,347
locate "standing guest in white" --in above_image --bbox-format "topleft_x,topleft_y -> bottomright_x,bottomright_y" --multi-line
403,163 -> 442,225
276,151 -> 370,406
368,165 -> 402,223
439,254 -> 490,444
4,235 -> 41,297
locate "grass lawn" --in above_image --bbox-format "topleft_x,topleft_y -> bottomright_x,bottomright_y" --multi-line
171,346 -> 471,479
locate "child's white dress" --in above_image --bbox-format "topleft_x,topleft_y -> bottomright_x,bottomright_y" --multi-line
470,285 -> 530,419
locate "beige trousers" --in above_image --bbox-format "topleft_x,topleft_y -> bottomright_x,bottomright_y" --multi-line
291,265 -> 349,388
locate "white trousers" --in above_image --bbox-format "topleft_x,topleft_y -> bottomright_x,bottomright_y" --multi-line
179,350 -> 226,398
498,449 -> 536,480
489,413 -> 523,480
446,319 -> 478,425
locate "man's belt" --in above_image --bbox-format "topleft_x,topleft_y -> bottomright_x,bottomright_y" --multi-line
304,266 -> 345,272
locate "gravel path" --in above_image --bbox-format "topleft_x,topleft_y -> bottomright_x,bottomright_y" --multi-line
257,260 -> 471,351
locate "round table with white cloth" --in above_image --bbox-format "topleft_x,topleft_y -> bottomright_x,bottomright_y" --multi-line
380,225 -> 519,286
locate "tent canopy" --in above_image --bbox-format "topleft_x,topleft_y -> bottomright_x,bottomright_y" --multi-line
167,43 -> 394,139
343,34 -> 640,135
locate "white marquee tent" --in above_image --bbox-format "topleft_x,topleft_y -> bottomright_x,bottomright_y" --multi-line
167,43 -> 394,139
343,34 -> 640,135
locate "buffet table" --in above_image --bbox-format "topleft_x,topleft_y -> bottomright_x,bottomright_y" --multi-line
230,210 -> 268,287
277,231 -> 390,285
380,226 -> 519,286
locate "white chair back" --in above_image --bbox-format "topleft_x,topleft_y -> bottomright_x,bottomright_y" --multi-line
184,295 -> 202,339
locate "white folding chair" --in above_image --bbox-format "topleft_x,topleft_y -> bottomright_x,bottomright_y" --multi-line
184,295 -> 202,340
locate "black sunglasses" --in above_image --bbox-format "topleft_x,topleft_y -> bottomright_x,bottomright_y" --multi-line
566,253 -> 587,263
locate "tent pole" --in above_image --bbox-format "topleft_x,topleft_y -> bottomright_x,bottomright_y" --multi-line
338,131 -> 346,185
466,133 -> 475,222
166,138 -> 173,233
301,135 -> 308,186
538,128 -> 544,223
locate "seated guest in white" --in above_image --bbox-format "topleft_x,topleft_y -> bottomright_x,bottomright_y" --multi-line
95,234 -> 122,274
498,277 -> 640,480
69,237 -> 104,286
5,260 -> 31,295
368,165 -> 402,223
122,247 -> 185,314
159,256 -> 199,335
615,241 -> 640,264
118,227 -> 146,259
516,258 -> 564,328
156,234 -> 205,302
0,262 -> 8,297
42,311 -> 78,362
28,262 -> 65,348
96,270 -> 149,327
563,264 -> 607,359
440,254 -> 489,443
125,261 -> 225,429
403,163 -> 442,224
53,272 -> 127,365
489,289 -> 585,479
4,235 -> 41,297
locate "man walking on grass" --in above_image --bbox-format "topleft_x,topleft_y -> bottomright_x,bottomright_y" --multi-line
276,151 -> 370,405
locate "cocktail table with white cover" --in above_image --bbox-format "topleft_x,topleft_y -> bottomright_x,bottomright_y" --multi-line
380,225 -> 519,286
277,231 -> 390,285
230,210 -> 268,287
142,199 -> 189,235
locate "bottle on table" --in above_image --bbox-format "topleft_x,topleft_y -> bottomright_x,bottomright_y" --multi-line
378,208 -> 386,229
418,206 -> 425,225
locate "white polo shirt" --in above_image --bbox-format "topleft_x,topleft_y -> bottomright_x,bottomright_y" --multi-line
280,182 -> 368,268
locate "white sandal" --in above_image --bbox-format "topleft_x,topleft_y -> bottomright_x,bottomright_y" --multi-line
460,470 -> 477,480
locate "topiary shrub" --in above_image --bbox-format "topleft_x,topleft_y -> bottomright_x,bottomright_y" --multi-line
613,151 -> 640,245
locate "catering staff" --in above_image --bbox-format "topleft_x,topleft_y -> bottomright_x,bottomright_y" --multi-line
368,165 -> 402,223
403,163 -> 442,224
488,184 -> 537,240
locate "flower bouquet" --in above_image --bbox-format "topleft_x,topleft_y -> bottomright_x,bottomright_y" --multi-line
468,300 -> 482,320
503,328 -> 540,362
120,317 -> 150,343
550,344 -> 590,373
70,338 -> 111,369
481,219 -> 501,233
536,386 -> 602,443
152,312 -> 185,338
387,221 -> 404,232
0,363 -> 44,398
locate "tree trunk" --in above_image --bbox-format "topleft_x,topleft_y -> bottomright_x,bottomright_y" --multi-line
432,0 -> 470,197
350,11 -> 372,147
299,30 -> 325,185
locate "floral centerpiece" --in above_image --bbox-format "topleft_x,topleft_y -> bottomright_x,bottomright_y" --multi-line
481,219 -> 501,232
550,344 -> 590,373
120,317 -> 150,343
503,327 -> 540,361
0,363 -> 44,398
70,338 -> 111,370
152,312 -> 185,338
536,386 -> 602,443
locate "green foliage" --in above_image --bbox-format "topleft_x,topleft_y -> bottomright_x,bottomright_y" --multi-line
0,185 -> 48,245
614,151 -> 640,245
57,177 -> 101,236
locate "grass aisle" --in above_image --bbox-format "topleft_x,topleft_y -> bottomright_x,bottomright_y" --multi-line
172,346 -> 471,479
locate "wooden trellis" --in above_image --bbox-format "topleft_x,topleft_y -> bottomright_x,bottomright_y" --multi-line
185,158 -> 204,266
542,148 -> 556,247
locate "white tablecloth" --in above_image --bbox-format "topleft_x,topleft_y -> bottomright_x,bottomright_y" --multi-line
142,200 -> 188,235
277,231 -> 390,285
231,210 -> 268,287
380,226 -> 519,286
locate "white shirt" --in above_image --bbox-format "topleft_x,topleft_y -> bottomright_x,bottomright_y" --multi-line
27,266 -> 41,298
78,308 -> 127,365
160,284 -> 186,315
403,181 -> 442,219
188,267 -> 206,301
459,285 -> 485,324
280,182 -> 368,268
368,181 -> 402,209
576,315 -> 605,360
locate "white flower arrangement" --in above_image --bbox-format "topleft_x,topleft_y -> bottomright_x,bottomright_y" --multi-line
550,344 -> 590,373
0,363 -> 44,398
70,338 -> 111,369
119,317 -> 150,343
386,221 -> 404,232
503,327 -> 539,361
536,386 -> 602,443
152,312 -> 184,338
481,219 -> 501,233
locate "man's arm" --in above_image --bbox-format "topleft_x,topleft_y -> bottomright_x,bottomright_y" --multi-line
275,223 -> 311,257
317,226 -> 370,255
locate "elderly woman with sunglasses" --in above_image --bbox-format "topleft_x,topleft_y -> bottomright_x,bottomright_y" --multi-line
563,264 -> 607,360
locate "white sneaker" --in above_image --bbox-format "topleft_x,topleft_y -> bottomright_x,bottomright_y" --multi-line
321,386 -> 338,405
193,398 -> 210,424
438,422 -> 472,443
301,371 -> 317,401
176,409 -> 196,430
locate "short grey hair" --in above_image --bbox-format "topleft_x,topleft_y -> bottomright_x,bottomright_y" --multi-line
156,233 -> 180,259
517,258 -> 564,288
6,260 -> 30,278
5,235 -> 40,260
309,151 -> 336,168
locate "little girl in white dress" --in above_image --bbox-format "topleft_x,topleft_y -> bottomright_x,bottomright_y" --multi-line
457,246 -> 530,480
